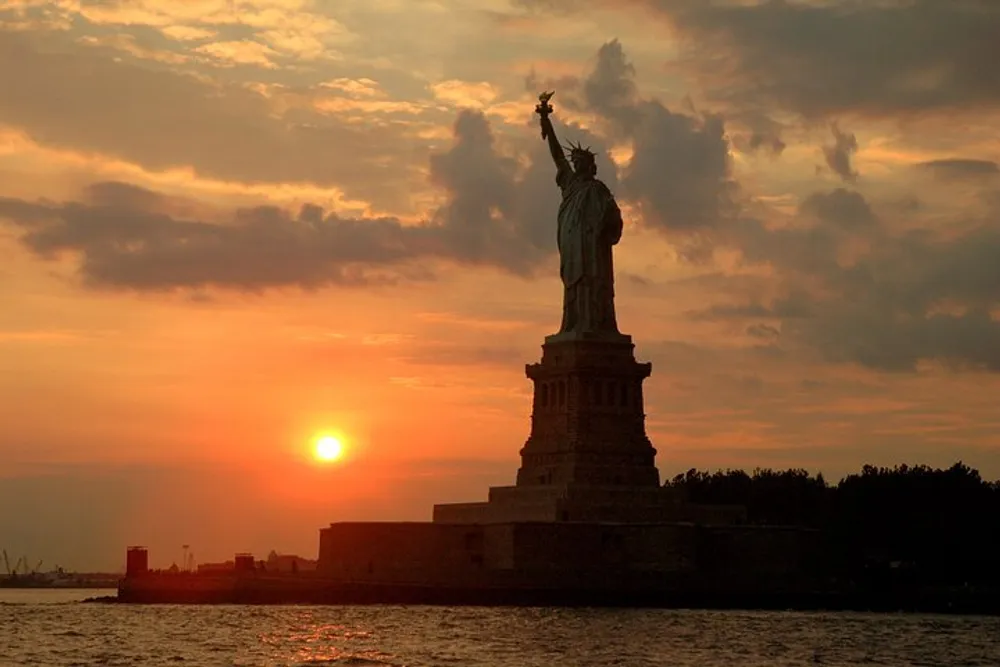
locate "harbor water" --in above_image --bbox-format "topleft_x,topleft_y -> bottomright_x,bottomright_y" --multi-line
3,589 -> 999,666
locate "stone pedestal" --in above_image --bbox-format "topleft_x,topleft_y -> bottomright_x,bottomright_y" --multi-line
433,331 -> 674,524
518,333 -> 659,488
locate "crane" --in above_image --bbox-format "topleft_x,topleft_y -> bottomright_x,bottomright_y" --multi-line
2,549 -> 10,576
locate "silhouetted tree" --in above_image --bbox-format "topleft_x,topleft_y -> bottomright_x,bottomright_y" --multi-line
668,467 -> 829,526
665,461 -> 1000,587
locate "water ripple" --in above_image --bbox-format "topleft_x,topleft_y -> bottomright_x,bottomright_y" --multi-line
2,591 -> 999,666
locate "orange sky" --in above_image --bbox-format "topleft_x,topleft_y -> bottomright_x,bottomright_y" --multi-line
2,0 -> 1000,571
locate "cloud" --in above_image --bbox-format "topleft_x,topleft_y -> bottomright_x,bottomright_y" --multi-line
74,0 -> 352,61
689,294 -> 814,322
319,77 -> 383,98
918,159 -> 1000,180
731,110 -> 786,156
746,323 -> 780,341
0,109 -> 573,291
622,0 -> 1000,118
701,187 -> 1000,372
822,124 -> 860,183
77,33 -> 192,65
623,102 -> 736,234
524,69 -> 582,104
529,39 -> 738,236
513,37 -> 999,375
430,80 -> 499,109
193,39 -> 280,68
580,40 -> 642,136
0,32 -> 429,211
800,303 -> 1000,373
800,188 -> 875,231
429,109 -> 549,273
159,25 -> 216,41
0,1 -> 73,32
591,40 -> 738,235
429,109 -> 623,273
0,184 -> 432,290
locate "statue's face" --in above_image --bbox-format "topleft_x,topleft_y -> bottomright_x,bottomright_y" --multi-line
572,153 -> 596,177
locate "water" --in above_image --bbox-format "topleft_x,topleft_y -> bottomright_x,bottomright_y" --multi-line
3,590 -> 999,666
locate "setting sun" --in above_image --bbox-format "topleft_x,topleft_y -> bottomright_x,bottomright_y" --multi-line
314,435 -> 344,462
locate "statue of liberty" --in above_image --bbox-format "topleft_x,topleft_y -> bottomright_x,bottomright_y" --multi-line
535,92 -> 624,339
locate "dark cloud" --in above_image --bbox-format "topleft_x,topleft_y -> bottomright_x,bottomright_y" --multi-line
623,102 -> 737,232
918,159 -> 1000,180
0,189 -> 433,290
702,188 -> 1000,372
524,70 -> 581,103
735,216 -> 848,281
800,188 -> 875,231
587,41 -> 737,233
731,189 -> 878,283
580,39 -> 642,136
0,111 -> 566,291
624,0 -> 1000,118
798,305 -> 1000,373
510,0 -> 586,13
432,109 -> 618,271
534,40 -> 738,234
746,132 -> 785,156
878,224 -> 1000,315
689,293 -> 813,322
690,302 -> 773,321
746,323 -> 780,341
822,124 -> 859,183
527,40 -> 736,235
430,110 -> 525,269
0,33 -> 725,291
729,111 -> 786,156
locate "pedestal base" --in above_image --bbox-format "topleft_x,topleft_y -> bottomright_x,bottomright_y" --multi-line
434,333 -> 670,525
543,330 -> 632,345
518,335 -> 658,488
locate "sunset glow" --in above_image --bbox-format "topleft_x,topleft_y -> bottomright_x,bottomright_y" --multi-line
314,436 -> 344,463
1,0 -> 999,574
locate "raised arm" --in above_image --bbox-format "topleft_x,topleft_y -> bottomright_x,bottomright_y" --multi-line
540,114 -> 569,171
535,92 -> 569,174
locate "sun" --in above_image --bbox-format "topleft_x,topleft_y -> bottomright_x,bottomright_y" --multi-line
314,435 -> 344,462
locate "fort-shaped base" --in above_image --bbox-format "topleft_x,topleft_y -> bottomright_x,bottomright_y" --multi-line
433,483 -> 687,524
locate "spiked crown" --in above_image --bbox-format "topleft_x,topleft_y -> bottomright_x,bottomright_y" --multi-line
563,139 -> 596,161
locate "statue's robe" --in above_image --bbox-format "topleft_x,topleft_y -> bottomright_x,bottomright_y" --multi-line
556,164 -> 622,335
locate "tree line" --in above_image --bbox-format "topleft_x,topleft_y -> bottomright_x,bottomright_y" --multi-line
665,462 -> 1000,585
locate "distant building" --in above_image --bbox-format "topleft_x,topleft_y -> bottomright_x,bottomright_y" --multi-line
196,560 -> 235,574
125,547 -> 148,577
265,551 -> 317,573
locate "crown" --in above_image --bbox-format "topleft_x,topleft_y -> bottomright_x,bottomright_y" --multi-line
562,139 -> 595,159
